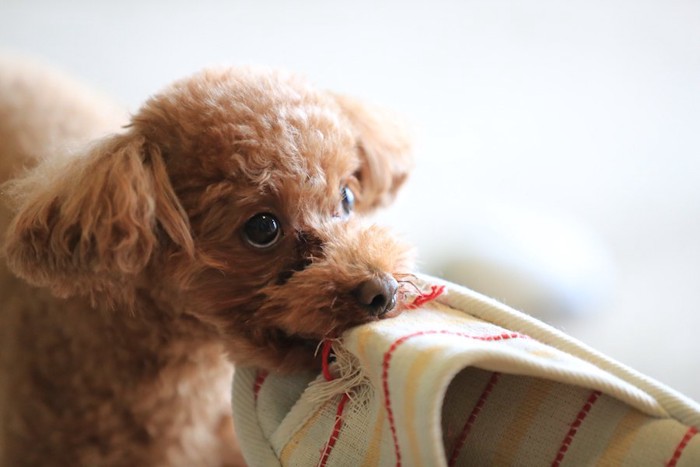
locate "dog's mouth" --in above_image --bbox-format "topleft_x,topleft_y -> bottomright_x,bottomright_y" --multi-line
225,276 -> 423,371
245,327 -> 324,371
276,326 -> 341,351
260,316 -> 369,371
262,283 -> 413,356
284,331 -> 322,351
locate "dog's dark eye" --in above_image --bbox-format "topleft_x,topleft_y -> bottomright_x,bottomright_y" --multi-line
243,213 -> 281,248
340,186 -> 355,216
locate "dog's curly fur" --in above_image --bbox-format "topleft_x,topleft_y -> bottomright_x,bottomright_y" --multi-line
0,56 -> 413,466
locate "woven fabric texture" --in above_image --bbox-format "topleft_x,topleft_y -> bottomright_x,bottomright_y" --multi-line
232,276 -> 700,466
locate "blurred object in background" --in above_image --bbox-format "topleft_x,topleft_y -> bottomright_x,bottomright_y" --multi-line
429,202 -> 616,321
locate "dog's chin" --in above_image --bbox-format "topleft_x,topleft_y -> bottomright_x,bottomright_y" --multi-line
225,313 -> 379,373
273,328 -> 324,368
219,292 -> 406,372
222,327 -> 323,373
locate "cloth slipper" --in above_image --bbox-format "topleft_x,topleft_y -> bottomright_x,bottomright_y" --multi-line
232,274 -> 700,466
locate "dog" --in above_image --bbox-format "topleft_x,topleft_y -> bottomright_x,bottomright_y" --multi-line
0,56 -> 413,466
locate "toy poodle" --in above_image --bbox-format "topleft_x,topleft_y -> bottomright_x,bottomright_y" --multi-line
0,57 -> 413,466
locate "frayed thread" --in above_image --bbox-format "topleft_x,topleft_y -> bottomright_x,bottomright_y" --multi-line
309,339 -> 370,404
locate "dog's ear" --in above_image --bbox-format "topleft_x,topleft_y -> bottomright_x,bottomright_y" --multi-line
334,95 -> 414,212
3,132 -> 193,302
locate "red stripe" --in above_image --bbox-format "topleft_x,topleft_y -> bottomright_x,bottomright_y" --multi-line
404,284 -> 446,310
447,372 -> 501,466
317,338 -> 350,466
551,390 -> 602,467
253,370 -> 269,403
382,329 -> 527,467
318,393 -> 350,467
666,426 -> 698,467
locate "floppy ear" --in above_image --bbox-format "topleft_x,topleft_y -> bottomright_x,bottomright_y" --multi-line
334,95 -> 414,212
3,132 -> 193,302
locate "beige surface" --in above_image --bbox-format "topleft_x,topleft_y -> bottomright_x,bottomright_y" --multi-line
1,0 -> 698,401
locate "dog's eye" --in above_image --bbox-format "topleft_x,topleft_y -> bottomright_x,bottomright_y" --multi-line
340,186 -> 355,216
243,213 -> 281,248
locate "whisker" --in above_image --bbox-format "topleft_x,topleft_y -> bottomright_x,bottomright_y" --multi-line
313,340 -> 326,357
397,279 -> 422,294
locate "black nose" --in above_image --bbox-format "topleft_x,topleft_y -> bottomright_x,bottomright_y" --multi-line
355,274 -> 399,317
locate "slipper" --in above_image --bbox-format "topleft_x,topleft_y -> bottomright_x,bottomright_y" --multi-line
232,274 -> 700,466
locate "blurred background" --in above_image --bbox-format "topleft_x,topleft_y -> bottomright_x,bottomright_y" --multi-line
1,0 -> 698,399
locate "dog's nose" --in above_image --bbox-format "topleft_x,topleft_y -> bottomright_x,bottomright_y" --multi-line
355,274 -> 399,317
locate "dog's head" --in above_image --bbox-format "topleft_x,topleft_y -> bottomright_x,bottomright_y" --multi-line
4,68 -> 414,370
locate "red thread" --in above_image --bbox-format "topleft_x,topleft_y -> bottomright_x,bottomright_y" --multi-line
317,339 -> 350,466
666,426 -> 698,467
318,393 -> 350,467
551,390 -> 602,467
405,284 -> 446,310
382,330 -> 527,467
447,372 -> 501,466
253,370 -> 269,403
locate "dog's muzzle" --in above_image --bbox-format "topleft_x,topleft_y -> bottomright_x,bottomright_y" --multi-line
353,273 -> 398,317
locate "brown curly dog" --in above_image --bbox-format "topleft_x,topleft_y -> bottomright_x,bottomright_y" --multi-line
0,56 -> 413,466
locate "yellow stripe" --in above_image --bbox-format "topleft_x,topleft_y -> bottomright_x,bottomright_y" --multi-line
621,418 -> 686,467
279,401 -> 329,465
361,403 -> 387,467
355,326 -> 374,366
492,378 -> 554,465
595,408 -> 648,466
404,348 -> 440,465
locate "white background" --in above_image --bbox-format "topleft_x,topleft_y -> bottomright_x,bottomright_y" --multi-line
1,0 -> 698,399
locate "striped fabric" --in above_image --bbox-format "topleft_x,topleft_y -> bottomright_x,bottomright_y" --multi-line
232,276 -> 700,466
